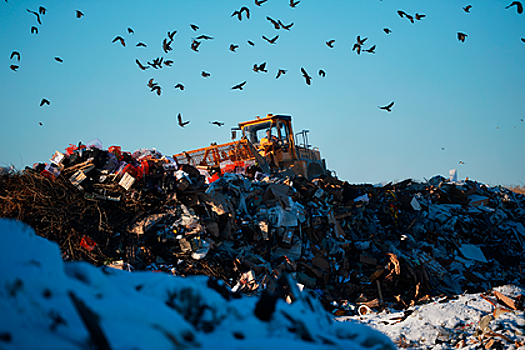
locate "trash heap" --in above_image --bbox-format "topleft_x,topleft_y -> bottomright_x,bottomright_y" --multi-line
1,141 -> 524,315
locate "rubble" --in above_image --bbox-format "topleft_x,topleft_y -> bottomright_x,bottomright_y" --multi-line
0,140 -> 524,316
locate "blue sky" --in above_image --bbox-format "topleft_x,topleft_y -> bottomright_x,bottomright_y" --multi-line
1,0 -> 524,186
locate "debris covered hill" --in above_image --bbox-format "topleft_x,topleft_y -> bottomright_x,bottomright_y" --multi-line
0,141 -> 524,316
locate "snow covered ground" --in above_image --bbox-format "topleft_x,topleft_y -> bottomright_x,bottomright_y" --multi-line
1,218 -> 523,350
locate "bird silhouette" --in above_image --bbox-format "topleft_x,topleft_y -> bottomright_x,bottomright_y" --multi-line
75,10 -> 84,18
10,65 -> 19,71
26,9 -> 42,25
463,5 -> 472,12
10,51 -> 20,61
54,57 -> 63,63
301,67 -> 312,85
352,43 -> 362,55
318,69 -> 326,77
383,28 -> 392,34
398,10 -> 414,23
230,44 -> 239,52
326,39 -> 335,48
191,39 -> 201,52
290,0 -> 300,8
262,35 -> 279,44
151,85 -> 161,96
178,113 -> 189,127
356,35 -> 368,45
364,45 -> 376,54
459,161 -> 465,164
255,0 -> 267,5
232,81 -> 247,90
40,98 -> 50,107
505,1 -> 523,14
278,20 -> 294,30
521,38 -> 525,43
164,60 -> 174,67
39,122 -> 43,126
253,62 -> 267,73
196,34 -> 213,40
112,36 -> 126,47
247,40 -> 255,46
415,13 -> 425,20
201,71 -> 211,78
457,32 -> 468,42
162,38 -> 173,53
31,26 -> 38,34
167,30 -> 177,40
266,16 -> 280,29
276,69 -> 287,79
210,121 -> 225,127
39,6 -> 46,15
127,27 -> 134,35
232,6 -> 250,20
174,83 -> 184,90
136,42 -> 147,47
379,101 -> 394,112
190,23 -> 199,31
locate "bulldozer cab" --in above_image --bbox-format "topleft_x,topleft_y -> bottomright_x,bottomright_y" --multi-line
239,115 -> 295,158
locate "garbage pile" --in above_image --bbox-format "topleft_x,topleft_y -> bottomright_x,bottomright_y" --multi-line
1,140 -> 524,315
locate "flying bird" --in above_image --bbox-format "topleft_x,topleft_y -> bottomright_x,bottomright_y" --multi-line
318,69 -> 326,77
364,45 -> 376,54
230,44 -> 239,52
136,42 -> 147,47
127,27 -> 134,34
54,57 -> 63,63
210,121 -> 225,127
39,6 -> 47,15
164,60 -> 173,67
505,1 -> 523,14
147,78 -> 161,96
266,16 -> 280,30
457,32 -> 468,42
521,38 -> 525,43
177,113 -> 189,127
135,59 -> 149,70
326,39 -> 335,48
278,20 -> 294,30
39,122 -> 43,126
167,31 -> 177,40
415,13 -> 425,20
253,62 -> 267,73
190,23 -> 199,31
247,40 -> 255,46
31,26 -> 38,34
174,83 -> 184,90
26,8 -> 42,25
201,71 -> 211,78
379,101 -> 394,112
398,10 -> 414,23
262,35 -> 279,44
463,5 -> 472,13
290,0 -> 300,8
10,65 -> 19,71
459,161 -> 465,164
231,6 -> 250,20
10,51 -> 20,61
75,10 -> 84,18
196,34 -> 213,40
112,36 -> 126,47
383,28 -> 392,34
255,0 -> 268,5
352,43 -> 362,55
301,67 -> 312,85
231,81 -> 247,90
356,35 -> 367,46
162,38 -> 173,53
40,98 -> 50,107
191,39 -> 201,52
276,69 -> 287,79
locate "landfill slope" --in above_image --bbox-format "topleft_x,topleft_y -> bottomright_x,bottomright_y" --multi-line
0,142 -> 524,318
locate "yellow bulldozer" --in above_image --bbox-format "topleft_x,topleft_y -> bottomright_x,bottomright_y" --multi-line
172,114 -> 328,180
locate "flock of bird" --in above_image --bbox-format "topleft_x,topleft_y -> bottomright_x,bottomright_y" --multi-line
6,1 -> 525,129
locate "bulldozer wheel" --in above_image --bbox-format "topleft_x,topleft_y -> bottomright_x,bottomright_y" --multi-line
307,162 -> 324,180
